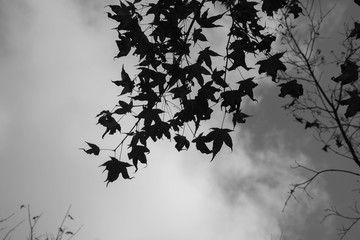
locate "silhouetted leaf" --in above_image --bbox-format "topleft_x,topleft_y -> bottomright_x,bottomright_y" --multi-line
114,100 -> 133,115
221,90 -> 243,112
237,77 -> 258,101
193,28 -> 207,44
80,142 -> 100,155
115,36 -> 131,58
128,145 -> 150,172
338,91 -> 360,118
97,112 -> 121,138
227,41 -> 252,71
100,157 -> 133,186
112,65 -> 134,95
257,35 -> 276,52
257,52 -> 287,81
197,47 -> 221,69
212,68 -> 228,88
278,80 -> 303,98
332,60 -> 359,85
206,128 -> 233,160
174,135 -> 190,151
196,9 -> 224,28
232,110 -> 251,127
262,0 -> 287,16
192,133 -> 212,154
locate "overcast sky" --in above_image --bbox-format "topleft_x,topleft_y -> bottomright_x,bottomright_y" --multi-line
0,0 -> 359,240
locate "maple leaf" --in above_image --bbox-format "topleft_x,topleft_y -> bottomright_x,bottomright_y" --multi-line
220,89 -> 243,112
196,9 -> 224,28
338,91 -> 360,118
193,28 -> 207,44
278,80 -> 303,98
169,84 -> 191,102
262,0 -> 287,16
115,36 -> 131,58
237,77 -> 258,101
128,145 -> 150,172
114,100 -> 133,115
257,52 -> 287,81
112,65 -> 134,95
198,81 -> 220,103
100,157 -> 133,186
206,128 -> 233,161
332,60 -> 359,85
143,121 -> 171,141
136,108 -> 164,127
192,133 -> 212,154
130,131 -> 148,147
348,22 -> 360,39
97,112 -> 121,138
232,110 -> 251,127
80,142 -> 100,155
257,34 -> 276,52
184,63 -> 211,86
227,42 -> 251,71
174,135 -> 190,151
212,68 -> 228,88
197,47 -> 221,69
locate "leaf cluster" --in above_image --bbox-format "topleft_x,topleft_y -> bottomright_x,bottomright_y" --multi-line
83,0 -> 303,185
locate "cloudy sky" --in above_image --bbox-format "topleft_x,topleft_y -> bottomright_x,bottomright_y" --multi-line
0,0 -> 359,240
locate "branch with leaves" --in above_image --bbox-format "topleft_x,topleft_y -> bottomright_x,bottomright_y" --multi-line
83,0 -> 302,185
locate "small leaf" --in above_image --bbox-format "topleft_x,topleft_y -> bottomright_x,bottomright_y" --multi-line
278,80 -> 303,98
261,0 -> 287,16
338,91 -> 360,118
128,145 -> 150,172
100,157 -> 133,186
206,128 -> 233,161
97,112 -> 121,138
237,77 -> 258,101
80,142 -> 100,155
197,47 -> 221,69
192,133 -> 212,154
257,52 -> 287,81
174,135 -> 190,151
196,9 -> 224,28
232,110 -> 251,127
193,28 -> 207,44
220,90 -> 243,112
112,65 -> 134,95
114,100 -> 133,115
332,60 -> 358,85
115,36 -> 131,58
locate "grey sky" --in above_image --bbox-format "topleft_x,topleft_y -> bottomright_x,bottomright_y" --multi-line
0,0 -> 359,240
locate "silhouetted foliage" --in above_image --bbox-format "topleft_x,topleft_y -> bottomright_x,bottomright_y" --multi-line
83,0 -> 360,238
83,0 -> 304,182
